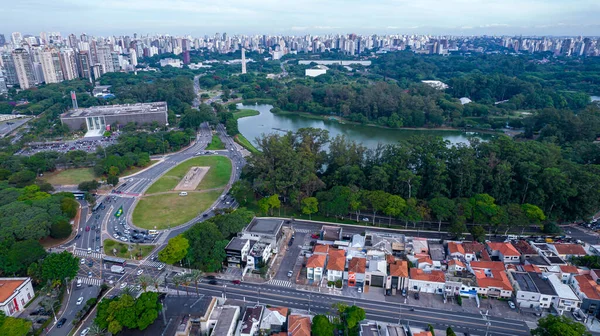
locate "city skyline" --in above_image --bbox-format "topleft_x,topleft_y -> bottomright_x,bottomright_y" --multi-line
2,0 -> 600,36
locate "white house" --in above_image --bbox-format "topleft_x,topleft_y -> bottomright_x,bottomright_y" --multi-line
409,269 -> 446,294
326,249 -> 346,282
486,242 -> 521,264
547,273 -> 581,315
306,254 -> 326,282
239,305 -> 263,336
0,277 -> 34,317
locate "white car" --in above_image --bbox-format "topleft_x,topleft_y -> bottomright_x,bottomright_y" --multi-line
157,264 -> 165,271
80,327 -> 90,336
80,258 -> 85,264
87,247 -> 92,254
76,297 -> 84,305
136,269 -> 144,276
120,282 -> 128,289
508,301 -> 516,309
362,217 -> 369,222
120,237 -> 128,242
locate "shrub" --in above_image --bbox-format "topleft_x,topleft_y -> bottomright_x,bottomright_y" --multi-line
335,280 -> 343,288
456,295 -> 463,306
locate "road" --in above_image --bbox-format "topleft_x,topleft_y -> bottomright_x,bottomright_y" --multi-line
166,279 -> 530,336
0,117 -> 32,137
45,283 -> 99,336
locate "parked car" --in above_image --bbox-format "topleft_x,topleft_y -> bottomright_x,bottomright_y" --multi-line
85,226 -> 90,232
136,269 -> 144,276
80,258 -> 85,264
414,292 -> 420,300
232,280 -> 241,285
120,283 -> 128,289
572,310 -> 583,321
157,264 -> 165,271
401,288 -> 407,297
57,318 -> 67,328
508,301 -> 516,309
358,286 -> 363,293
208,280 -> 218,285
80,327 -> 90,336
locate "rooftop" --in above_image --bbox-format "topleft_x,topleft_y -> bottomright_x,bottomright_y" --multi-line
288,315 -> 311,336
322,225 -> 342,241
245,218 -> 283,236
513,240 -> 537,255
313,244 -> 329,254
512,272 -> 541,293
470,261 -> 506,271
553,243 -> 587,256
225,237 -> 247,252
386,325 -> 408,336
62,102 -> 167,118
0,278 -> 28,303
240,305 -> 263,334
360,323 -> 381,336
547,273 -> 579,300
327,249 -> 346,271
306,254 -> 326,269
487,242 -> 521,257
463,241 -> 485,254
448,241 -> 465,255
529,273 -> 558,295
574,274 -> 600,300
475,270 -> 513,291
429,243 -> 445,261
389,260 -> 409,277
211,306 -> 239,336
349,257 -> 367,274
410,268 -> 445,283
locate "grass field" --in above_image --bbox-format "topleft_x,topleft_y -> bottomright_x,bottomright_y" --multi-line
132,190 -> 222,229
234,134 -> 259,153
103,239 -> 155,260
145,156 -> 231,194
43,168 -> 96,185
206,135 -> 226,150
233,109 -> 260,120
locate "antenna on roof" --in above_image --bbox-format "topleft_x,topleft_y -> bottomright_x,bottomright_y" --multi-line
71,91 -> 78,110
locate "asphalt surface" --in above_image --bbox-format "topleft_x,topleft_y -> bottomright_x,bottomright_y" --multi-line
45,283 -> 99,336
0,117 -> 32,137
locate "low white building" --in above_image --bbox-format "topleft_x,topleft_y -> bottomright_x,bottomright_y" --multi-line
159,58 -> 183,68
547,273 -> 581,315
408,269 -> 446,294
0,277 -> 34,317
509,271 -> 555,311
305,65 -> 328,77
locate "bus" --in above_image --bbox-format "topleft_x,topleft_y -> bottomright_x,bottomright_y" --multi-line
92,202 -> 103,212
102,256 -> 127,265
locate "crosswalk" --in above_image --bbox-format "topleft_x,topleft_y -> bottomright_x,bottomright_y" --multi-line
142,260 -> 163,268
74,249 -> 103,260
294,229 -> 312,234
267,279 -> 294,288
77,277 -> 103,286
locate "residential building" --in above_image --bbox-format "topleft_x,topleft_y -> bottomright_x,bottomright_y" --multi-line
448,242 -> 472,261
0,277 -> 34,317
551,244 -> 587,259
407,237 -> 429,256
239,305 -> 263,336
243,218 -> 284,252
364,231 -> 405,256
486,242 -> 521,263
513,240 -> 538,260
327,248 -> 346,282
360,322 -> 381,336
448,259 -> 466,274
469,261 -> 506,276
429,243 -> 445,261
288,315 -> 311,336
321,225 -> 342,241
260,307 -> 287,333
386,324 -> 408,336
1,53 -> 18,85
60,48 -> 79,80
509,271 -> 555,311
547,273 -> 581,315
39,48 -> 64,84
313,244 -> 329,255
76,51 -> 92,80
207,305 -> 240,336
12,48 -> 36,89
366,257 -> 389,288
348,257 -> 366,287
463,241 -> 485,260
571,271 -> 600,318
160,58 -> 183,68
0,78 -> 6,94
531,243 -> 568,266
306,254 -> 326,282
246,240 -> 272,270
389,259 -> 409,293
409,269 -> 446,294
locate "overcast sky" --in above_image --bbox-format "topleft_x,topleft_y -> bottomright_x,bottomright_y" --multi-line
3,0 -> 600,37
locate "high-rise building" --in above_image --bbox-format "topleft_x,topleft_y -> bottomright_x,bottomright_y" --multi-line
68,34 -> 78,49
96,45 -> 114,73
11,32 -> 22,45
12,48 -> 37,89
1,53 -> 19,86
60,49 -> 79,80
76,51 -> 92,80
0,34 -> 5,47
40,48 -> 64,84
0,77 -> 7,94
129,48 -> 138,67
241,47 -> 247,74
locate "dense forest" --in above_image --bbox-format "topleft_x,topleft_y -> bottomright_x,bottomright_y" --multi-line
237,128 -> 600,235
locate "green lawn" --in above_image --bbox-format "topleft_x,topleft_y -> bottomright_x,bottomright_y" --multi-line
132,190 -> 222,229
206,135 -> 226,150
233,109 -> 259,120
103,239 -> 155,260
235,134 -> 259,153
42,168 -> 96,185
145,156 -> 232,194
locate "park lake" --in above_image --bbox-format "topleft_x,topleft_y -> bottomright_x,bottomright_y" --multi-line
237,104 -> 492,150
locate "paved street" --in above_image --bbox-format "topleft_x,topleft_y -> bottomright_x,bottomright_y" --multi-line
46,283 -> 99,336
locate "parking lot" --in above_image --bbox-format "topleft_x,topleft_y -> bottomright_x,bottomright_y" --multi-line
17,136 -> 119,156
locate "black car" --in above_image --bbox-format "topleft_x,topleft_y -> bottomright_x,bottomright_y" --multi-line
133,229 -> 140,234
206,275 -> 216,280
57,318 -> 67,328
36,318 -> 47,324
414,292 -> 420,300
75,234 -> 81,239
208,280 -> 218,285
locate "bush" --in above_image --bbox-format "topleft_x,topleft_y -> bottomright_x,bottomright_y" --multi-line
456,295 -> 463,306
335,280 -> 343,288
327,281 -> 334,287
119,246 -> 128,254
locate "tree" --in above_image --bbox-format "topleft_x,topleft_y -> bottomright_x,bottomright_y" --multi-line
188,269 -> 203,296
267,194 -> 281,216
531,315 -> 590,336
137,275 -> 153,292
185,221 -> 227,272
50,219 -> 72,239
158,235 -> 189,265
0,311 -> 31,336
107,174 -> 119,186
311,314 -> 335,336
230,180 -> 254,206
95,292 -> 161,334
366,190 -> 389,226
383,195 -> 406,226
446,327 -> 457,336
429,196 -> 455,232
301,197 -> 318,220
171,275 -> 182,297
78,180 -> 100,192
0,240 -> 47,276
470,225 -> 486,242
40,251 -> 79,285
60,197 -> 79,219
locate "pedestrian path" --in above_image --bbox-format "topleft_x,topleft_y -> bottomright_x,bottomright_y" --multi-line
266,279 -> 294,288
74,249 -> 103,260
294,229 -> 312,233
155,231 -> 170,246
78,277 -> 103,286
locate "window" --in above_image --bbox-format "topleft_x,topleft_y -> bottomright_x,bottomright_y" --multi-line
27,293 -> 31,300
542,298 -> 549,301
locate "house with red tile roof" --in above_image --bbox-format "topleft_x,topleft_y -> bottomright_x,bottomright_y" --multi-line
313,244 -> 330,255
326,249 -> 346,282
348,257 -> 366,287
408,269 -> 446,294
486,242 -> 521,263
416,256 -> 434,270
0,277 -> 34,317
288,315 -> 311,336
572,272 -> 600,318
470,261 -> 506,275
551,244 -> 587,259
513,240 -> 538,259
306,254 -> 326,282
448,241 -> 477,261
389,259 -> 409,292
474,269 -> 513,298
448,259 -> 466,274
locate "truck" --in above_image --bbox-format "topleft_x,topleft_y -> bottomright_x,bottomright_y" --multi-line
111,265 -> 125,274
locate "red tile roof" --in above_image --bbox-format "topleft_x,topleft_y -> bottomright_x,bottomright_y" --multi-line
480,249 -> 492,261
389,260 -> 409,277
288,315 -> 311,336
413,332 -> 433,336
487,242 -> 521,257
417,256 -> 433,265
268,306 -> 289,318
470,261 -> 506,271
553,244 -> 586,256
463,241 -> 485,254
522,264 -> 542,273
475,270 -> 513,291
348,257 -> 366,274
513,240 -> 537,255
409,268 -> 445,283
313,244 -> 329,254
448,242 -> 465,255
560,265 -> 579,274
574,274 -> 600,300
327,249 -> 346,271
0,279 -> 26,303
449,259 -> 465,268
306,254 -> 326,269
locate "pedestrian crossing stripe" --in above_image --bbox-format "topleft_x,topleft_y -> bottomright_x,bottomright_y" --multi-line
294,229 -> 311,233
77,277 -> 103,286
73,249 -> 103,259
142,261 -> 163,268
267,279 -> 294,288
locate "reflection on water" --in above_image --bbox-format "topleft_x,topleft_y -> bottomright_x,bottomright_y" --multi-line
237,104 -> 490,149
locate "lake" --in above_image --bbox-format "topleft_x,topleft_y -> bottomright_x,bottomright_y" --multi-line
237,104 -> 491,150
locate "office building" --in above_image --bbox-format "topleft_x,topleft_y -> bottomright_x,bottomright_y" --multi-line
1,53 -> 19,85
12,48 -> 36,89
60,102 -> 169,135
11,32 -> 22,46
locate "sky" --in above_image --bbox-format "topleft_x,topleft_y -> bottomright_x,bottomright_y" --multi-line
3,0 -> 600,37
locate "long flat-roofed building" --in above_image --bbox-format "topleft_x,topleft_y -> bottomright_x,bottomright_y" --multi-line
60,102 -> 168,136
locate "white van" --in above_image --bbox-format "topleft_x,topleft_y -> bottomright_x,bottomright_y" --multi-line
179,192 -> 188,196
